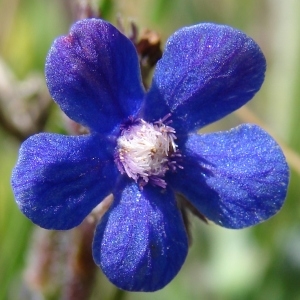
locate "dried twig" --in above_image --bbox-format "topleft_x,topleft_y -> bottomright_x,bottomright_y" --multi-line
0,58 -> 52,141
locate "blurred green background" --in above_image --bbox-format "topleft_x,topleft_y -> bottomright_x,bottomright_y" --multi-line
1,0 -> 300,299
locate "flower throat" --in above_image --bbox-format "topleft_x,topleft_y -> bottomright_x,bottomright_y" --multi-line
115,115 -> 181,188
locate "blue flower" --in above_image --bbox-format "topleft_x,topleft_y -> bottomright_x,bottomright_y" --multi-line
11,19 -> 289,292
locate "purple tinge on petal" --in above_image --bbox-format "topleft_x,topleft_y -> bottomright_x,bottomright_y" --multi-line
11,133 -> 118,230
93,180 -> 188,292
45,18 -> 145,134
143,23 -> 266,133
168,124 -> 289,229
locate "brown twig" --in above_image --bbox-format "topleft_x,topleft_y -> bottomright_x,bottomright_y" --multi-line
0,58 -> 52,141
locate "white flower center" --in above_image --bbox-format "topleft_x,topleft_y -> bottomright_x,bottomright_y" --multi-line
115,118 -> 178,188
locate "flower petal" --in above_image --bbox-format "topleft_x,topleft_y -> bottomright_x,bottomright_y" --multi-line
93,181 -> 188,291
11,133 -> 118,229
168,124 -> 289,228
143,23 -> 266,132
46,19 -> 144,134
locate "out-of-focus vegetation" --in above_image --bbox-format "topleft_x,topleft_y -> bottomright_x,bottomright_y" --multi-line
1,0 -> 300,299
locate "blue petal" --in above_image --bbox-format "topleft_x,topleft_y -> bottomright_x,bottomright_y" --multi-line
168,124 -> 289,228
93,181 -> 188,291
45,19 -> 144,134
11,133 -> 118,229
143,23 -> 266,133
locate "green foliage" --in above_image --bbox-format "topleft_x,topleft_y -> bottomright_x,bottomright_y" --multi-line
0,136 -> 33,300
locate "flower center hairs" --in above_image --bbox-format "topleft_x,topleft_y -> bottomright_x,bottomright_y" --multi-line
115,115 -> 181,188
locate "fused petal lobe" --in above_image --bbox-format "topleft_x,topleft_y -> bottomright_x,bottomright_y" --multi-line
93,181 -> 188,291
144,23 -> 266,132
46,19 -> 144,134
11,133 -> 118,230
168,124 -> 289,228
